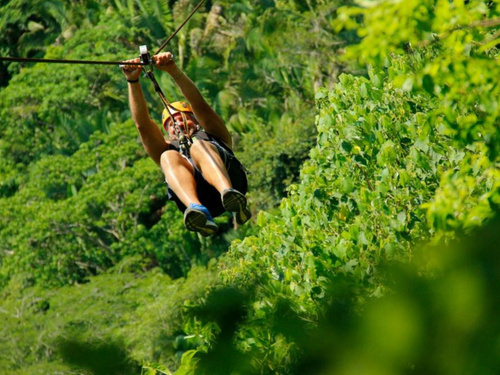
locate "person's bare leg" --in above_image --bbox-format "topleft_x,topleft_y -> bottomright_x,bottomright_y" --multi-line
190,140 -> 232,193
161,150 -> 218,236
160,150 -> 201,207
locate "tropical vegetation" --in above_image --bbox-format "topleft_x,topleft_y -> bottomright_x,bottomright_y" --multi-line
0,0 -> 499,374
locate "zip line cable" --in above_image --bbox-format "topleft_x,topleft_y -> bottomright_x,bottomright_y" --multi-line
0,0 -> 206,66
0,56 -> 146,66
155,0 -> 206,55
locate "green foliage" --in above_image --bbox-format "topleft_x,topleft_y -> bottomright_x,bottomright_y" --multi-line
57,340 -> 140,375
337,0 -> 500,157
0,0 -> 139,85
1,0 -> 499,374
196,69 -> 450,372
0,264 -> 218,374
174,1 -> 500,370
181,0 -> 357,210
0,0 -> 62,84
333,0 -> 500,237
0,10 -> 149,165
0,120 -> 226,287
174,216 -> 500,375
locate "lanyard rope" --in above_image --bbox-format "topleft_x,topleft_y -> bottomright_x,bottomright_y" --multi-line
141,0 -> 207,156
141,58 -> 193,157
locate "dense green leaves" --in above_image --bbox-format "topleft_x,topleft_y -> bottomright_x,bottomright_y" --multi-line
0,121 -> 214,288
1,0 -> 499,374
338,0 -> 500,157
0,265 -> 218,373
175,218 -> 500,375
174,1 -> 499,373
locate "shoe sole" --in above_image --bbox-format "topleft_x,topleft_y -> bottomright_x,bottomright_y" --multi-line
184,208 -> 218,236
222,190 -> 251,225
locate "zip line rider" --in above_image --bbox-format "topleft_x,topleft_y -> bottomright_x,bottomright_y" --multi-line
122,51 -> 251,236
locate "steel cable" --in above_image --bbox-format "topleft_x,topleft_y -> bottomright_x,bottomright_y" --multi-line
0,56 -> 146,66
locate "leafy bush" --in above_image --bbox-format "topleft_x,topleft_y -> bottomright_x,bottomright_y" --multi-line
0,120 -> 223,288
175,0 -> 500,364
174,215 -> 500,375
0,264 -> 218,373
1,1 -> 499,374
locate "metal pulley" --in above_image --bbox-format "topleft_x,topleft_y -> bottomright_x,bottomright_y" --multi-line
139,45 -> 153,73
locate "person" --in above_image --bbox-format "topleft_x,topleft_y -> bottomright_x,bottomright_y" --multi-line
121,52 -> 250,236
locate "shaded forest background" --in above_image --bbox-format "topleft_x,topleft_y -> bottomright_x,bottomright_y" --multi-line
0,0 -> 499,374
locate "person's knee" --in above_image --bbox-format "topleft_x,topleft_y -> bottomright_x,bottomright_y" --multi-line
160,150 -> 186,170
191,140 -> 218,160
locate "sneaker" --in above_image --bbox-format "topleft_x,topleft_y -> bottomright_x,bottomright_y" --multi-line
221,188 -> 251,225
184,203 -> 218,236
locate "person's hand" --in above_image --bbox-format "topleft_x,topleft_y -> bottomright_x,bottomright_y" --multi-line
121,57 -> 142,81
153,52 -> 178,75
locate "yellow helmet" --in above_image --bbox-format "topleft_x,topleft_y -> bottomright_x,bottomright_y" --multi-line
161,101 -> 194,130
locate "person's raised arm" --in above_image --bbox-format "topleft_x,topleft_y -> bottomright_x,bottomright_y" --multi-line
122,58 -> 169,166
153,52 -> 232,148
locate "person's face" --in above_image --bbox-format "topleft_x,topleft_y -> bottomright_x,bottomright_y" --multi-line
164,112 -> 197,138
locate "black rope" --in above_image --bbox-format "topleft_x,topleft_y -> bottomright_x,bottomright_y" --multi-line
0,56 -> 147,66
154,0 -> 206,55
